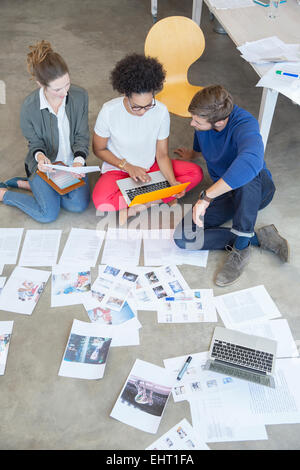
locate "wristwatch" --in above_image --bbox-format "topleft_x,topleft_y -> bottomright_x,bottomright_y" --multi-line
199,190 -> 213,203
118,158 -> 127,169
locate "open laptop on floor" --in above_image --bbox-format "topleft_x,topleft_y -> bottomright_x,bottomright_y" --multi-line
117,170 -> 190,207
204,326 -> 277,388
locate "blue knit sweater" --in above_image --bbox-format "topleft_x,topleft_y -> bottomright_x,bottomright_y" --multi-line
193,105 -> 271,189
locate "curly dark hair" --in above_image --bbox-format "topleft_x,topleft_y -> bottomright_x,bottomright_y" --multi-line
110,53 -> 166,96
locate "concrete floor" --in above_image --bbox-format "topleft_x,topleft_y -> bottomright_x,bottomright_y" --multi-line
0,0 -> 299,450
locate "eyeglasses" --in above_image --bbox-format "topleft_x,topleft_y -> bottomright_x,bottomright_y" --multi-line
127,96 -> 156,112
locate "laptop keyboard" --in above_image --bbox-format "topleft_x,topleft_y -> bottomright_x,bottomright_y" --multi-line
125,181 -> 171,201
212,339 -> 274,373
207,361 -> 274,387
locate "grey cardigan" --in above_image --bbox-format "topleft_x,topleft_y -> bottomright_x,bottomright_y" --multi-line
20,84 -> 89,177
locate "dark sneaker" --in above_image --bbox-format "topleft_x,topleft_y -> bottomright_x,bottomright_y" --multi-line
215,245 -> 251,287
256,224 -> 290,262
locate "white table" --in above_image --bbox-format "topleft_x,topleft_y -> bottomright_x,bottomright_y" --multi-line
151,0 -> 203,24
193,0 -> 300,149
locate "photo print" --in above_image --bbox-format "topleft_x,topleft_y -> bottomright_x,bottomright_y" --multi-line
59,319 -> 113,379
110,359 -> 174,434
0,321 -> 14,375
146,419 -> 209,450
0,267 -> 50,315
51,266 -> 91,307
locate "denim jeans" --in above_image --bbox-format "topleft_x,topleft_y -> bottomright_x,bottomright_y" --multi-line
3,173 -> 90,223
173,169 -> 276,250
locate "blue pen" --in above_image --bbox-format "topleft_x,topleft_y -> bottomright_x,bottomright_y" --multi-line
177,356 -> 192,381
276,70 -> 300,79
253,0 -> 286,5
165,297 -> 175,301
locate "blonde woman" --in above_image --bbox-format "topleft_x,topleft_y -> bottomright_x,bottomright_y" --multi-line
0,40 -> 90,222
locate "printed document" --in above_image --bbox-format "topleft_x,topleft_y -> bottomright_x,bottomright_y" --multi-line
0,228 -> 24,264
157,289 -> 217,323
146,418 -> 210,450
0,321 -> 14,375
110,359 -> 174,434
59,228 -> 105,267
18,229 -> 62,266
45,164 -> 101,174
58,319 -> 113,379
214,284 -> 281,328
0,266 -> 50,315
143,229 -> 208,267
101,228 -> 142,266
51,265 -> 91,307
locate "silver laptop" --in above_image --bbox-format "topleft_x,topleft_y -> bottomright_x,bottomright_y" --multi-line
205,326 -> 277,388
117,170 -> 170,206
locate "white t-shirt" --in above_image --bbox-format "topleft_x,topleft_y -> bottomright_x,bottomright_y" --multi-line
94,97 -> 170,173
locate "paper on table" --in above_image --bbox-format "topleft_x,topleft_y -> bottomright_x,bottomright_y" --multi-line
143,229 -> 208,267
0,321 -> 14,375
110,359 -> 174,434
0,266 -> 50,315
59,228 -> 105,267
18,230 -> 62,267
146,418 -> 210,450
209,0 -> 254,9
0,228 -> 24,265
51,265 -> 91,307
256,61 -> 300,106
238,36 -> 300,64
214,285 -> 281,329
44,164 -> 101,174
101,228 -> 142,266
157,289 -> 217,323
235,319 -> 299,358
58,319 -> 113,379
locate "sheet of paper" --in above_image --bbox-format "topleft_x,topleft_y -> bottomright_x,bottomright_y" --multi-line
157,289 -> 217,323
110,359 -> 174,434
0,267 -> 50,315
0,277 -> 6,295
45,164 -> 101,174
51,266 -> 91,307
0,321 -> 14,375
59,228 -> 105,267
214,285 -> 281,328
235,319 -> 299,358
238,37 -> 300,64
101,228 -> 142,266
0,228 -> 24,264
0,265 -> 3,275
246,358 -> 300,425
256,61 -> 300,106
82,292 -> 141,329
18,230 -> 62,267
131,264 -> 190,310
189,397 -> 268,443
92,265 -> 139,312
209,0 -> 254,9
58,319 -> 113,379
143,229 -> 208,267
146,418 -> 210,450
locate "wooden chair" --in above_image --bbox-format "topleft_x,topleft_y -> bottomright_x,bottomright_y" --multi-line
144,16 -> 205,117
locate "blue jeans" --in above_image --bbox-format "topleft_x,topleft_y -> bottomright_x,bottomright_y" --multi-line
174,170 -> 276,250
3,173 -> 90,223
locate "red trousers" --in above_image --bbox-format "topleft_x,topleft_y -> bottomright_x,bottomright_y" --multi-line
92,159 -> 203,212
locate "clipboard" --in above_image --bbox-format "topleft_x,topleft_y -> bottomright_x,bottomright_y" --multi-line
36,161 -> 85,195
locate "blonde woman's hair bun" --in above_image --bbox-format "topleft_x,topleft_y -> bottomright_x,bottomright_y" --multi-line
26,40 -> 69,87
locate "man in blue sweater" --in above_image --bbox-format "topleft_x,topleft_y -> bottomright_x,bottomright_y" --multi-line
173,85 -> 289,286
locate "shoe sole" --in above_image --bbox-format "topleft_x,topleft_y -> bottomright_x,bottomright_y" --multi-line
215,275 -> 242,287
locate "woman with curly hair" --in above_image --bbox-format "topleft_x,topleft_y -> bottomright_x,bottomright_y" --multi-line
92,53 -> 203,222
0,40 -> 90,222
